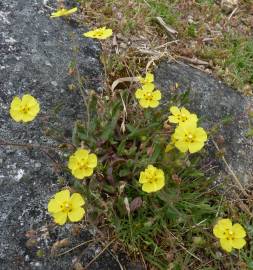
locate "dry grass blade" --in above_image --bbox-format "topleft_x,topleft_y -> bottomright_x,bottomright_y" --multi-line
155,16 -> 178,39
212,139 -> 248,197
177,56 -> 210,66
168,231 -> 202,262
56,239 -> 95,257
111,77 -> 139,92
84,239 -> 115,269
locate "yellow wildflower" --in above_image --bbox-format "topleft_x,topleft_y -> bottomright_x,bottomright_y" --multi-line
168,106 -> 198,125
135,83 -> 161,108
173,121 -> 207,153
68,149 -> 97,179
10,94 -> 40,123
83,27 -> 113,40
50,7 -> 77,18
213,218 -> 246,252
139,165 -> 165,193
138,72 -> 154,85
48,190 -> 85,225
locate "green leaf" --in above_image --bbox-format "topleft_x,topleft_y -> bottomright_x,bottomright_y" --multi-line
246,128 -> 253,137
149,143 -> 163,162
101,102 -> 121,141
126,122 -> 160,140
72,121 -> 80,146
119,168 -> 131,177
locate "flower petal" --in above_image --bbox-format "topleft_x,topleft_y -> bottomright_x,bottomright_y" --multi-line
22,113 -> 37,123
180,107 -> 191,116
213,224 -> 227,239
145,73 -> 154,83
232,223 -> 246,238
54,190 -> 70,203
68,155 -> 78,170
87,153 -> 97,168
48,198 -> 61,213
74,149 -> 89,160
22,94 -> 37,104
170,106 -> 180,115
175,141 -> 188,153
53,212 -> 68,225
232,238 -> 246,249
217,219 -> 233,230
188,142 -> 204,153
195,128 -> 208,141
135,88 -> 144,99
139,99 -> 150,108
220,238 -> 233,252
139,171 -> 148,183
152,90 -> 161,100
149,100 -> 159,108
68,207 -> 85,222
72,167 -> 93,179
10,110 -> 22,122
142,180 -> 164,193
165,143 -> 174,152
70,193 -> 85,207
142,83 -> 155,92
168,115 -> 179,123
189,114 -> 198,123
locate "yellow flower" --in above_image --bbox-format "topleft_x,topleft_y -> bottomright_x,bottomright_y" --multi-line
138,72 -> 154,85
168,106 -> 198,125
10,94 -> 40,123
213,219 -> 246,252
83,27 -> 113,40
50,7 -> 77,18
68,149 -> 97,179
135,83 -> 161,108
139,165 -> 165,193
173,121 -> 207,153
48,190 -> 85,225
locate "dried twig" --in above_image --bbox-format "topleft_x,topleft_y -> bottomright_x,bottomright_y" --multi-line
84,239 -> 115,269
177,56 -> 210,66
155,17 -> 178,39
228,7 -> 238,21
111,77 -> 139,92
0,140 -> 59,150
168,231 -> 202,262
56,239 -> 95,257
212,139 -> 248,197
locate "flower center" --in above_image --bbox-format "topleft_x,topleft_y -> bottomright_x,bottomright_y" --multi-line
224,229 -> 235,240
144,92 -> 153,101
184,133 -> 195,143
95,30 -> 104,37
180,114 -> 188,122
77,161 -> 88,171
60,201 -> 73,213
21,105 -> 30,114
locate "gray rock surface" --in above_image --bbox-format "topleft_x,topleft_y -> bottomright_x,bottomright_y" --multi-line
0,0 -> 124,269
155,61 -> 253,186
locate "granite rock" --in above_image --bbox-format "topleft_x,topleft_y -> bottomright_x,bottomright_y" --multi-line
155,61 -> 253,186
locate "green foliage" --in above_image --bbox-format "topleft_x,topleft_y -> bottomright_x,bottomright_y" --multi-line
187,24 -> 197,38
195,0 -> 214,5
141,0 -> 180,26
199,35 -> 253,91
225,39 -> 253,89
69,89 -> 238,269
